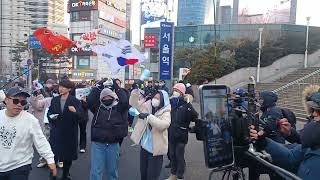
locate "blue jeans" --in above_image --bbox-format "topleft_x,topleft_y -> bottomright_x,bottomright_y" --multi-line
90,142 -> 120,180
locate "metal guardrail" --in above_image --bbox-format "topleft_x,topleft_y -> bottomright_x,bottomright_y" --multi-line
271,68 -> 320,122
272,68 -> 320,93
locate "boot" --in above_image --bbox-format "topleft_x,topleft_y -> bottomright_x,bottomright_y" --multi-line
165,174 -> 177,180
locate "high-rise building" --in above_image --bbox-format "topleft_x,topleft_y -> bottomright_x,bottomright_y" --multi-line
219,6 -> 232,24
0,0 -> 68,81
177,0 -> 208,26
0,0 -> 31,78
68,0 -> 126,82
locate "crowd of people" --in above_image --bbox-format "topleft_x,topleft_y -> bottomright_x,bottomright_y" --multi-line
0,76 -> 319,180
0,77 -> 198,180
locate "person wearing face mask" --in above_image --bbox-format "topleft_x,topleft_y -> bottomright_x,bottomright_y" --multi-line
159,80 -> 169,93
90,88 -> 129,180
166,83 -> 198,180
130,89 -> 171,180
249,92 -> 320,180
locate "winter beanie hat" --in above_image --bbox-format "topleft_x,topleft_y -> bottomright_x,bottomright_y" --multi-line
173,83 -> 186,95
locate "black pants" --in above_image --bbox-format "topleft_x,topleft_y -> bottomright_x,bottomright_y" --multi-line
169,143 -> 186,179
79,120 -> 87,150
140,148 -> 163,180
128,114 -> 134,127
0,165 -> 31,180
62,160 -> 72,178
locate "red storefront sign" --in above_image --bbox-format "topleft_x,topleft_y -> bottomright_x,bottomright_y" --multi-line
144,34 -> 157,48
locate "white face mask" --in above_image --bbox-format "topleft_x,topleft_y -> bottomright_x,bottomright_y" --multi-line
172,91 -> 181,98
151,98 -> 160,108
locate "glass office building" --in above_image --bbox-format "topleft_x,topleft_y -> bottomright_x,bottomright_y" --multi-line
177,0 -> 208,26
145,24 -> 319,49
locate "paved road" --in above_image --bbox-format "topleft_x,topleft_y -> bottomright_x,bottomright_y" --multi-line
29,103 -> 276,180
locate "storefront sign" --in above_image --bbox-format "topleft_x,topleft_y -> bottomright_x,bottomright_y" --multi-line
99,11 -> 126,28
98,26 -> 124,39
70,46 -> 96,56
68,0 -> 98,12
100,0 -> 126,13
72,70 -> 96,79
144,34 -> 157,48
29,35 -> 42,49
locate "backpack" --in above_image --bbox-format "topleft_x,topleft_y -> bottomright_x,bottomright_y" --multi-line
281,108 -> 297,129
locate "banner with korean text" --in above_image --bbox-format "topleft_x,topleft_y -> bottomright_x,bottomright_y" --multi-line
159,22 -> 174,80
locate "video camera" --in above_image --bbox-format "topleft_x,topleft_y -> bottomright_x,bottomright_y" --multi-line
194,83 -> 301,180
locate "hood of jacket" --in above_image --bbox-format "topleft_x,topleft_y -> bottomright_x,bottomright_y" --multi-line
155,90 -> 170,111
100,88 -> 119,109
259,91 -> 278,109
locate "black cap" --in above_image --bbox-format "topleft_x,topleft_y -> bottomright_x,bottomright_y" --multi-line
6,87 -> 30,97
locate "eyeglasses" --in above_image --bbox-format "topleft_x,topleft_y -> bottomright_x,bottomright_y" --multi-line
8,97 -> 28,106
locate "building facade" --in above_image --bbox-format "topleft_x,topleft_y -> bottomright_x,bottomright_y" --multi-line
177,0 -> 209,26
144,23 -> 320,78
0,0 -> 31,79
0,0 -> 68,84
68,0 -> 126,82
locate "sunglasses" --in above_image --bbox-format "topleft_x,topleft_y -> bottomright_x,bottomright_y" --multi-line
8,97 -> 28,106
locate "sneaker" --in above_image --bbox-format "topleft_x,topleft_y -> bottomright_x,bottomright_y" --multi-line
37,161 -> 47,168
79,149 -> 86,153
128,126 -> 134,133
57,162 -> 63,168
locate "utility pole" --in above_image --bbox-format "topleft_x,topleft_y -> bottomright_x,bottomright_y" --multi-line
304,16 -> 311,68
256,28 -> 263,83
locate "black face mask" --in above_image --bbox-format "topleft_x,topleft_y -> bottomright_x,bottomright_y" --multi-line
102,99 -> 114,106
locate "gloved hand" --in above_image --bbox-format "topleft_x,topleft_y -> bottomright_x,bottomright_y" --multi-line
139,113 -> 149,119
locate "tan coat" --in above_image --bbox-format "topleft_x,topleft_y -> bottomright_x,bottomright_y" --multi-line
130,90 -> 171,156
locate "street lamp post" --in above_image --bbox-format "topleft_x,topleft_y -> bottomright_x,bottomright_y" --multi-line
304,16 -> 311,68
257,28 -> 263,83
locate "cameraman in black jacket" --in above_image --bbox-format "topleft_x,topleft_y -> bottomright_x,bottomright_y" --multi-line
166,83 -> 198,180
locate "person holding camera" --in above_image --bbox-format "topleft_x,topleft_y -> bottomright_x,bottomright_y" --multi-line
166,83 -> 198,180
250,91 -> 320,180
89,87 -> 129,180
47,79 -> 84,180
130,89 -> 171,180
0,87 -> 57,179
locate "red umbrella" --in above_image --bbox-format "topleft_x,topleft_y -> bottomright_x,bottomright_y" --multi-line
33,28 -> 75,55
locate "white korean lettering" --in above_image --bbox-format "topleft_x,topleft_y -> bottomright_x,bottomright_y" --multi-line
162,44 -> 169,54
162,56 -> 170,66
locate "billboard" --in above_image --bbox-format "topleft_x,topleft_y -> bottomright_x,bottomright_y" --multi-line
141,0 -> 168,26
68,0 -> 98,12
237,0 -> 292,24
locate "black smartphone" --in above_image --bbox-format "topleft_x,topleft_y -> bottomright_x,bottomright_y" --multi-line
199,85 -> 234,169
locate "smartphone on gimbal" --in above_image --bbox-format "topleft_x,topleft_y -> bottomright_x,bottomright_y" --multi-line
199,85 -> 234,170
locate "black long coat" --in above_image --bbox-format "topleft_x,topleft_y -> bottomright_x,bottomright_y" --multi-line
48,95 -> 83,161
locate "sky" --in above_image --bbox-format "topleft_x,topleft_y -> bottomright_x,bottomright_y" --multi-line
220,0 -> 320,26
63,0 -> 320,27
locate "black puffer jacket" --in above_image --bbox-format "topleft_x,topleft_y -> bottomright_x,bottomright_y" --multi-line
91,88 -> 129,144
169,97 -> 198,144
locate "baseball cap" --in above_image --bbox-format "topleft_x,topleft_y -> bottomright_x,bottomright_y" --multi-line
5,87 -> 30,97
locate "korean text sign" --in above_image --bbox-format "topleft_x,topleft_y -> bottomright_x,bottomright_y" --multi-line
159,22 -> 174,80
